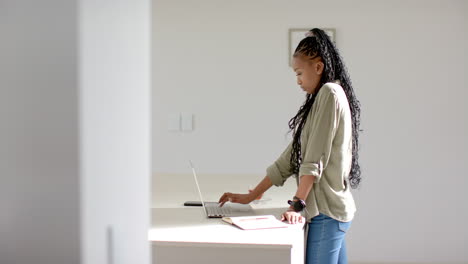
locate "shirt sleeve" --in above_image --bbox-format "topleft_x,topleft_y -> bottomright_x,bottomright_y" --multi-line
299,86 -> 342,183
266,142 -> 294,186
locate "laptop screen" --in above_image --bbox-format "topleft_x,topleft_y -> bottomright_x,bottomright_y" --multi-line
189,160 -> 209,216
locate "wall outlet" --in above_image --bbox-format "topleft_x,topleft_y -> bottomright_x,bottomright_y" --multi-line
167,113 -> 181,131
181,113 -> 193,131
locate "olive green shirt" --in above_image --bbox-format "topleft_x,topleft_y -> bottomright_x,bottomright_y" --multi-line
266,82 -> 356,222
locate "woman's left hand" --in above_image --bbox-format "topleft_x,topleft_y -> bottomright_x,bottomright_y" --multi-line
281,210 -> 304,224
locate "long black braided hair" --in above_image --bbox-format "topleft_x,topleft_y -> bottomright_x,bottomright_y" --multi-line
289,28 -> 362,189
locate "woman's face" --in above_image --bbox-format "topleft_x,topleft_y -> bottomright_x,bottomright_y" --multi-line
292,55 -> 324,94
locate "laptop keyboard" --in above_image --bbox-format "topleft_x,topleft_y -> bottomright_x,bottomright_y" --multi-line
206,205 -> 232,217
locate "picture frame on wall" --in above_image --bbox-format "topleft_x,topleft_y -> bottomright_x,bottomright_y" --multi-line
288,28 -> 336,66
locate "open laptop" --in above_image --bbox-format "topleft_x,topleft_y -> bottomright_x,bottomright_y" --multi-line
189,160 -> 254,218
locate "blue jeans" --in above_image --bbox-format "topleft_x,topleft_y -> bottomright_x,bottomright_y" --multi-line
306,213 -> 352,264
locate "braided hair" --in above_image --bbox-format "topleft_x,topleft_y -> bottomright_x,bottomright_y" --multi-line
289,28 -> 362,189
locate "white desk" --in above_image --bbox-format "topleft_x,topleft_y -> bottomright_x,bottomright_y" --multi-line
149,206 -> 305,264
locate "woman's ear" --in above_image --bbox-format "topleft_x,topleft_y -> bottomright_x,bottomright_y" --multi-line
316,61 -> 324,75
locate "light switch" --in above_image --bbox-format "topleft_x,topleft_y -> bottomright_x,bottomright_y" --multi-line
167,113 -> 181,131
181,113 -> 193,131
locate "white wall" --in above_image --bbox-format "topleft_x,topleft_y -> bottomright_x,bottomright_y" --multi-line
152,0 -> 468,263
0,1 -> 151,264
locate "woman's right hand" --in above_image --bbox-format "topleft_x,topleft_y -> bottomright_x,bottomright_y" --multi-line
218,192 -> 254,207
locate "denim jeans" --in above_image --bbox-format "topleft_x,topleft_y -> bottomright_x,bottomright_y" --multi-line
306,213 -> 352,264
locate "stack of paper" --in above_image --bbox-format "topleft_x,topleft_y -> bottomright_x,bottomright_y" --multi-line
222,215 -> 289,230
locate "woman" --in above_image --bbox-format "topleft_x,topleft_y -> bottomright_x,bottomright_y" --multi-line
218,28 -> 361,264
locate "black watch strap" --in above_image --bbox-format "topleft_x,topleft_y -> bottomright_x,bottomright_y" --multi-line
287,197 -> 306,212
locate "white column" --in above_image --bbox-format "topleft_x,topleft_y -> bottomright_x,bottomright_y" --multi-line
79,0 -> 151,264
0,1 -> 80,264
0,0 -> 151,264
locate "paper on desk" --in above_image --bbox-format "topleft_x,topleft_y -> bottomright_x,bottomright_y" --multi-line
222,215 -> 289,230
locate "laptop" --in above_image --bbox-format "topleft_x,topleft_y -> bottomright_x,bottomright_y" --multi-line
189,160 -> 254,218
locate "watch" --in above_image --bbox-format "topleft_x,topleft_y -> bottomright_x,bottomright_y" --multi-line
287,196 -> 306,212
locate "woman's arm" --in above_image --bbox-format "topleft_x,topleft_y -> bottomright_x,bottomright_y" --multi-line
294,174 -> 315,200
282,174 -> 315,224
249,175 -> 273,200
218,175 -> 273,207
